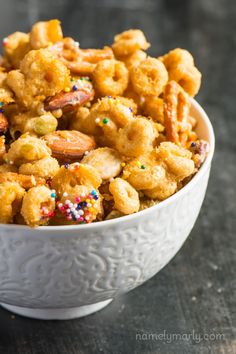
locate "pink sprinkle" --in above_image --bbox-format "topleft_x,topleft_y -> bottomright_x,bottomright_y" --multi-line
87,195 -> 92,199
2,38 -> 8,46
79,217 -> 84,222
75,197 -> 81,203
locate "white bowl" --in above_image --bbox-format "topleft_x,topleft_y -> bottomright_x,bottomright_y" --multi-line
0,99 -> 215,320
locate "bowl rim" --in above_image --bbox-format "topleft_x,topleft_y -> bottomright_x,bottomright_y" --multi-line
1,98 -> 215,232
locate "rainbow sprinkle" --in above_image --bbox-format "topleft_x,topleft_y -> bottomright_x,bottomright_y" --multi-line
80,77 -> 90,81
51,190 -> 56,199
57,190 -> 99,224
40,206 -> 55,221
103,118 -> 109,124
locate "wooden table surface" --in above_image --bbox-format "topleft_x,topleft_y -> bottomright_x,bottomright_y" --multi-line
0,0 -> 235,353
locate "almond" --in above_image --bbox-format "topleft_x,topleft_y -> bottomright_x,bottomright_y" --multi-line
42,130 -> 96,162
0,172 -> 46,189
44,89 -> 94,112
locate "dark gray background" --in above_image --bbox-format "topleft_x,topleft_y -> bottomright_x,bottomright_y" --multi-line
0,0 -> 235,353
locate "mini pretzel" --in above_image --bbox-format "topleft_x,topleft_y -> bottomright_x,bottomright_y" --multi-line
0,172 -> 46,189
50,37 -> 114,75
164,80 -> 190,145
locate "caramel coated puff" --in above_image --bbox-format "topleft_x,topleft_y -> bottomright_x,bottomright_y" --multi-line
123,154 -> 166,190
159,48 -> 201,97
3,32 -> 30,69
143,142 -> 195,200
112,29 -> 150,57
0,182 -> 25,223
121,50 -> 147,71
142,96 -> 164,124
109,178 -> 140,214
116,117 -> 157,157
21,185 -> 55,227
0,70 -> 14,104
93,59 -> 129,96
130,57 -> 168,96
70,97 -> 137,133
19,157 -> 60,179
157,142 -> 195,182
30,19 -> 63,49
75,96 -> 134,147
56,185 -> 103,224
143,172 -> 177,201
7,48 -> 70,108
51,163 -> 102,196
5,134 -> 51,166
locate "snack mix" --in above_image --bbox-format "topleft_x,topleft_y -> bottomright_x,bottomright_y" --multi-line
0,20 -> 209,227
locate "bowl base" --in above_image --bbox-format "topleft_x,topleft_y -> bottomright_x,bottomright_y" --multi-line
0,299 -> 113,320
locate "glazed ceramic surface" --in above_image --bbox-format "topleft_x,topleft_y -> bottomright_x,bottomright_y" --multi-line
0,99 -> 215,319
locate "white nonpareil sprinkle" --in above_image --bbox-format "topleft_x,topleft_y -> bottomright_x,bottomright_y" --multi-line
84,151 -> 89,156
95,118 -> 100,124
63,192 -> 68,197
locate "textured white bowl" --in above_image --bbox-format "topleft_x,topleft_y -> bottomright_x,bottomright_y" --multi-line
0,99 -> 215,320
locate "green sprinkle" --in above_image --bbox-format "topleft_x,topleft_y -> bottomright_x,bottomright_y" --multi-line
80,77 -> 90,81
141,165 -> 146,169
103,118 -> 109,124
0,102 -> 4,107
